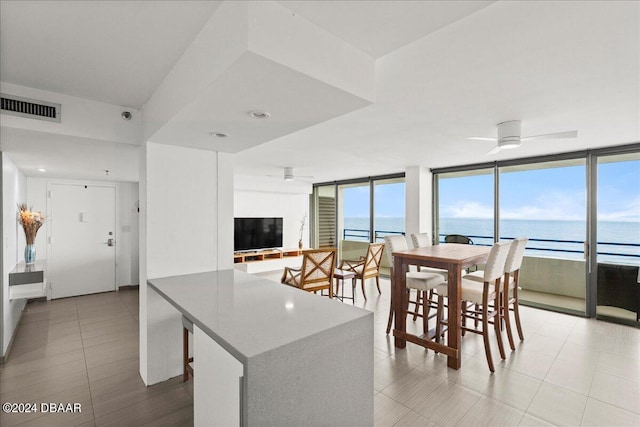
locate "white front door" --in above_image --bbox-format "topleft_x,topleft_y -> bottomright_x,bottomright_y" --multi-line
50,184 -> 116,299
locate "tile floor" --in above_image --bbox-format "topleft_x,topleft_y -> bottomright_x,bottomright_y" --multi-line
1,277 -> 639,426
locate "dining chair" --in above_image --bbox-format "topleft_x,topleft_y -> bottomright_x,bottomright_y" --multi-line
410,232 -> 448,322
338,242 -> 384,300
182,315 -> 194,382
444,234 -> 474,244
410,232 -> 449,280
436,241 -> 511,372
384,235 -> 446,336
463,237 -> 528,350
281,248 -> 337,298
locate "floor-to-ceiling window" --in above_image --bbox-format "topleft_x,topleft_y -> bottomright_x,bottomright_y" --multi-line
499,159 -> 587,315
373,177 -> 405,242
433,144 -> 640,325
339,182 -> 371,243
312,174 -> 405,271
595,152 -> 640,325
435,168 -> 494,246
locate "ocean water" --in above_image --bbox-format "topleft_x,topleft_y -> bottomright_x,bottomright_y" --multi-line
343,217 -> 640,264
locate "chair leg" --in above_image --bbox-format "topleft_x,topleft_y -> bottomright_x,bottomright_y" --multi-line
386,291 -> 394,334
482,304 -> 500,372
494,293 -> 506,361
482,303 -> 495,373
422,291 -> 430,335
435,295 -> 444,344
412,290 -> 420,321
361,278 -> 367,300
461,301 -> 467,336
513,287 -> 525,341
183,327 -> 189,383
376,275 -> 381,294
503,289 -> 515,351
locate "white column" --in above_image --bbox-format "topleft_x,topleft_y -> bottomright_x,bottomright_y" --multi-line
405,166 -> 433,239
139,142 -> 234,385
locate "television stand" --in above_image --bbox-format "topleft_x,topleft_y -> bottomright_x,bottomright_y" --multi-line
233,248 -> 303,264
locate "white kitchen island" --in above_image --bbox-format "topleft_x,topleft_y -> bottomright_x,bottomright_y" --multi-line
147,269 -> 373,426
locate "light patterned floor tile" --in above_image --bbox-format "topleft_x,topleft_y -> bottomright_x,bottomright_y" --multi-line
528,383 -> 588,426
458,396 -> 525,426
581,397 -> 640,426
589,371 -> 640,415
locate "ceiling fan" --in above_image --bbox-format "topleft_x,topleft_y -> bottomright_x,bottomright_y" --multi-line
268,167 -> 314,182
466,120 -> 578,155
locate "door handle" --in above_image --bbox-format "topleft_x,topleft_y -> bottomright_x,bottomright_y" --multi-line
107,238 -> 115,247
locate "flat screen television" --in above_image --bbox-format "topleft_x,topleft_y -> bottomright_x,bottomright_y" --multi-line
234,217 -> 283,251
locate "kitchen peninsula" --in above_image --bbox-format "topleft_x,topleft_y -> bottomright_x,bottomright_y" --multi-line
148,269 -> 373,426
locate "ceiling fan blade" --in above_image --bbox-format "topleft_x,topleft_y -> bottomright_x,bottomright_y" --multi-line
521,130 -> 577,141
485,145 -> 502,155
466,137 -> 498,142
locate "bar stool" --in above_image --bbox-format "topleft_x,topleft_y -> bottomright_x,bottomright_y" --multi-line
384,235 -> 446,337
182,315 -> 194,382
436,241 -> 511,372
464,237 -> 528,350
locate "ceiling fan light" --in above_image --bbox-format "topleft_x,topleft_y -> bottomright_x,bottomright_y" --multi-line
498,137 -> 520,149
284,176 -> 294,181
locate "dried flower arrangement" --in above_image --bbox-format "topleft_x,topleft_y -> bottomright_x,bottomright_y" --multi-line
18,203 -> 45,244
298,212 -> 307,249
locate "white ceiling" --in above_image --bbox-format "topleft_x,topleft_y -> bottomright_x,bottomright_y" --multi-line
281,0 -> 494,58
0,1 -> 638,184
0,0 -> 221,109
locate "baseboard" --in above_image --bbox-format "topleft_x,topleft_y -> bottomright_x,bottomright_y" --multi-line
119,284 -> 140,290
0,306 -> 25,365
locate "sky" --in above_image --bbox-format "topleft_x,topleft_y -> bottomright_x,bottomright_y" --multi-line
342,160 -> 640,223
441,161 -> 640,222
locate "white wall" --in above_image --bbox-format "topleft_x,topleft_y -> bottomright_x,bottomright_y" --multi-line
2,153 -> 27,356
26,177 -> 139,290
234,190 -> 310,250
140,142 -> 234,385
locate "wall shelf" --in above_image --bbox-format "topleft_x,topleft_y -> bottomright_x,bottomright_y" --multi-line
9,260 -> 47,301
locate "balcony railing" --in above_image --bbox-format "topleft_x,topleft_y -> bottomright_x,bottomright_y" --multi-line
341,228 -> 639,260
437,234 -> 640,259
343,228 -> 405,242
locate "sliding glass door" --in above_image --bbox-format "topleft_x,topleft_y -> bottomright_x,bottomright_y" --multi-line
373,178 -> 405,242
312,174 -> 405,269
436,168 -> 494,246
499,159 -> 587,315
595,152 -> 640,324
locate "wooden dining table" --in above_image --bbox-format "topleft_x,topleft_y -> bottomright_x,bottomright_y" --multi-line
392,243 -> 491,369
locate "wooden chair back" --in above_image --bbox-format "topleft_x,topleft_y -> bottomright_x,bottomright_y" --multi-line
361,242 -> 384,279
299,248 -> 336,290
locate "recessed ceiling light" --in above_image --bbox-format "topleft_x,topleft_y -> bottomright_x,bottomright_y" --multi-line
37,168 -> 46,172
209,132 -> 229,138
248,110 -> 270,119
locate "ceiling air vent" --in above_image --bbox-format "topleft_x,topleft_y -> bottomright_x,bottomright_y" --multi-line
1,93 -> 61,123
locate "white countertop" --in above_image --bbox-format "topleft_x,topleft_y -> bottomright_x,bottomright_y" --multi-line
147,269 -> 371,363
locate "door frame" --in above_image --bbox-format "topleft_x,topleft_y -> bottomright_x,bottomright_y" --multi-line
46,179 -> 118,299
588,145 -> 640,326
